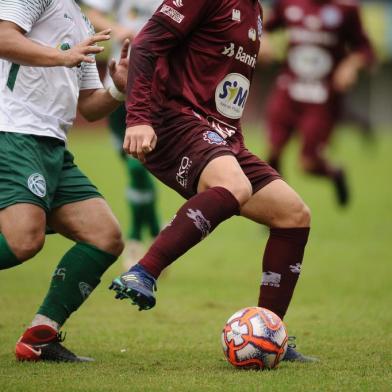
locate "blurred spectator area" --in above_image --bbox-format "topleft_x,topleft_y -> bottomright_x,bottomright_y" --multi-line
77,0 -> 392,129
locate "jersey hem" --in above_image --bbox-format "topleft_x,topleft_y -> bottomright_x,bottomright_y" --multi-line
0,128 -> 67,143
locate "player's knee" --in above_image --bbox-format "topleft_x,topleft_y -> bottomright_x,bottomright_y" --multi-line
91,223 -> 124,257
289,200 -> 311,228
16,232 -> 45,262
227,179 -> 253,206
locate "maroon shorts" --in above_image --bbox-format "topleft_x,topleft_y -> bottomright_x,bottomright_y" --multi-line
145,116 -> 281,200
266,87 -> 340,158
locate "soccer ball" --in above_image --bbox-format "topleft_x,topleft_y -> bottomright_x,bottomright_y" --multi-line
221,307 -> 288,370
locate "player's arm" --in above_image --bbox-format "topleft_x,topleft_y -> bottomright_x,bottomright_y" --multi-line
124,0 -> 215,162
333,4 -> 376,93
0,21 -> 110,67
78,39 -> 130,121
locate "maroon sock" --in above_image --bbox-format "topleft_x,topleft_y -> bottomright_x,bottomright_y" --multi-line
139,187 -> 239,278
258,227 -> 310,319
304,156 -> 339,179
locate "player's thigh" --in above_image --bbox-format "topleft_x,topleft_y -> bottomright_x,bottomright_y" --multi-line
197,155 -> 252,205
266,89 -> 297,149
0,203 -> 46,260
49,150 -> 123,255
240,179 -> 311,228
48,198 -> 123,256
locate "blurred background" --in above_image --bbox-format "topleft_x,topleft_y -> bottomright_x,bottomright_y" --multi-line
77,0 -> 392,131
245,0 -> 392,129
1,1 -> 391,390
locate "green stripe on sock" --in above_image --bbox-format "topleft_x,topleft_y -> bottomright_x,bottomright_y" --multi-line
0,234 -> 21,270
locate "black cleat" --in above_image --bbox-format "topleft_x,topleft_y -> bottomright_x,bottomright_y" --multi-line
16,325 -> 94,362
333,169 -> 350,206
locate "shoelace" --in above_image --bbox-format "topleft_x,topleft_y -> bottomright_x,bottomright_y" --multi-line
56,331 -> 67,343
288,336 -> 297,349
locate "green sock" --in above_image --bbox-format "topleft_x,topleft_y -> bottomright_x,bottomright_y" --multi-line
126,157 -> 160,240
37,242 -> 117,326
0,234 -> 21,270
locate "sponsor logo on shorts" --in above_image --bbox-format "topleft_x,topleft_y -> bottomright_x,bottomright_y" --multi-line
27,173 -> 47,198
215,73 -> 250,119
222,44 -> 257,69
186,209 -> 211,239
289,263 -> 302,274
79,282 -> 93,300
262,271 -> 281,288
203,131 -> 228,146
176,156 -> 192,188
160,5 -> 184,23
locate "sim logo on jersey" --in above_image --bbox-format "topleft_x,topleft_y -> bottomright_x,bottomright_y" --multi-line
215,73 -> 250,119
27,173 -> 46,198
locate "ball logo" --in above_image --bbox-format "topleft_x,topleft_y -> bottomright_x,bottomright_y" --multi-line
215,73 -> 250,119
27,173 -> 47,198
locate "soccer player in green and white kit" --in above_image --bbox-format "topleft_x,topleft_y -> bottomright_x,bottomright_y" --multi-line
83,0 -> 162,270
0,0 -> 129,362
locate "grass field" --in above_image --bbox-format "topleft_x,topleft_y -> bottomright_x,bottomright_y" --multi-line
0,127 -> 391,392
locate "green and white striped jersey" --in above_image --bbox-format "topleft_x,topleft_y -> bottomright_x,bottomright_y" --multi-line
0,0 -> 103,142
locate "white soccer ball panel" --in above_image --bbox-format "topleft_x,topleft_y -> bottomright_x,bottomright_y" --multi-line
235,343 -> 258,362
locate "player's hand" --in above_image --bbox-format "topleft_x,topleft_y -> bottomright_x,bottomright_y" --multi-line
108,39 -> 130,93
60,29 -> 112,68
333,54 -> 365,93
258,34 -> 276,64
123,125 -> 157,163
113,26 -> 135,43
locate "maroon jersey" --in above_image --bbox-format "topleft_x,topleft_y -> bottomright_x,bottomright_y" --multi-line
126,0 -> 263,139
265,0 -> 374,104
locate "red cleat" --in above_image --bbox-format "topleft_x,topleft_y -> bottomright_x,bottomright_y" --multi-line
15,325 -> 94,362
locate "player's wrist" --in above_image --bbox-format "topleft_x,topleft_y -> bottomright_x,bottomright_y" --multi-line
51,48 -> 67,67
107,85 -> 126,102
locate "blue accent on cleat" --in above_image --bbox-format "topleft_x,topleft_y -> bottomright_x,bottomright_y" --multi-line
283,337 -> 319,363
109,264 -> 157,310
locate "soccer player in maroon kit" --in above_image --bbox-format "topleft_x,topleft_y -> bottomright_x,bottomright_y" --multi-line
110,0 -> 315,361
264,0 -> 375,205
